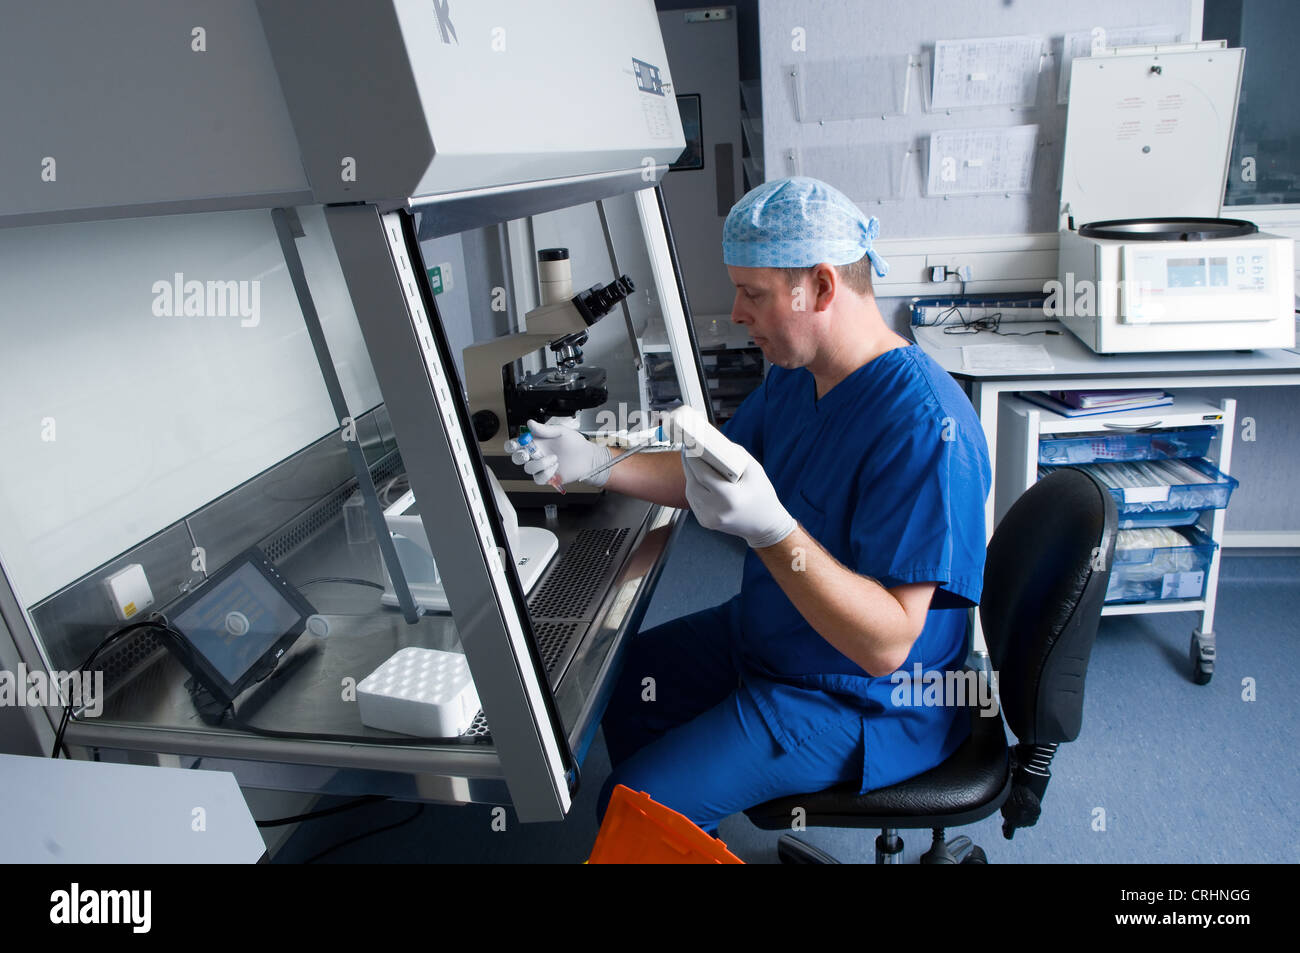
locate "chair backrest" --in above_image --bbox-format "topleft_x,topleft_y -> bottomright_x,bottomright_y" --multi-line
980,468 -> 1117,746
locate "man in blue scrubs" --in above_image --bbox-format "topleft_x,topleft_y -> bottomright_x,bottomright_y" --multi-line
521,177 -> 991,836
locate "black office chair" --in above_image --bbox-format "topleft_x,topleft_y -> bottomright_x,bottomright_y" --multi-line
744,468 -> 1118,863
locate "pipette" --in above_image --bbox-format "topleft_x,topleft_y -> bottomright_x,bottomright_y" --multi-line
574,439 -> 664,484
504,431 -> 566,494
574,421 -> 672,484
575,407 -> 748,484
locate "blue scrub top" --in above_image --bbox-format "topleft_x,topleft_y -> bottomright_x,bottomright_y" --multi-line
719,343 -> 991,794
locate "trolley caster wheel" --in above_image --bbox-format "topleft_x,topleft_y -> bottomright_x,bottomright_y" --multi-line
961,845 -> 988,864
1190,633 -> 1214,685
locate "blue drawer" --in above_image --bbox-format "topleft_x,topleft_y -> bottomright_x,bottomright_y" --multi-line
1038,426 -> 1216,466
1105,526 -> 1217,605
1117,510 -> 1200,530
1040,458 -> 1237,516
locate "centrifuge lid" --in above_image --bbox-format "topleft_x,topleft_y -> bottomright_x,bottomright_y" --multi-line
1077,216 -> 1259,241
1060,44 -> 1244,226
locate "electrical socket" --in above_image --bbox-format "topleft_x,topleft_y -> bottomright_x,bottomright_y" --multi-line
103,563 -> 155,622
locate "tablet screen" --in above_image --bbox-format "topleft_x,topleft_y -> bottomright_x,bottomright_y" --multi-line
172,561 -> 304,687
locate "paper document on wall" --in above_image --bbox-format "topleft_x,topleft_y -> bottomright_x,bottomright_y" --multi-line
1058,24 -> 1182,103
931,35 -> 1045,109
961,344 -> 1054,371
927,125 -> 1039,195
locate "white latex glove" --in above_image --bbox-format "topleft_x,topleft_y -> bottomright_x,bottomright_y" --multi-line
519,417 -> 612,487
681,445 -> 796,549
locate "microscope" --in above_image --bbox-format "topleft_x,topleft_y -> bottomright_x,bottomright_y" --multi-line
465,248 -> 634,501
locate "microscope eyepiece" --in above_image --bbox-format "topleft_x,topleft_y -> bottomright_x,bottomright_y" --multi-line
572,274 -> 635,325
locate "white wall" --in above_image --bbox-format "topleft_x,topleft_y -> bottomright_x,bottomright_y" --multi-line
759,0 -> 1199,239
0,207 -> 380,605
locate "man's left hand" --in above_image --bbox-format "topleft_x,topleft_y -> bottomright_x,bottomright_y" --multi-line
682,445 -> 796,549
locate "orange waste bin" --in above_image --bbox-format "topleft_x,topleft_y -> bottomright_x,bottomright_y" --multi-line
587,784 -> 744,864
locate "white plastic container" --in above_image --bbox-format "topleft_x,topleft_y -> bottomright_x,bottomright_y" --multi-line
357,647 -> 480,737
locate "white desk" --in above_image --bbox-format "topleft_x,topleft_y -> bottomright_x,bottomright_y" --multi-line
915,320 -> 1300,670
914,321 -> 1300,543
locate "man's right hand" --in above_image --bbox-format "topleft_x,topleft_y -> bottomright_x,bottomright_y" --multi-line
520,417 -> 613,487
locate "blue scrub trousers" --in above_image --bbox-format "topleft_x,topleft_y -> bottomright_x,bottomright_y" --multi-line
597,603 -> 862,836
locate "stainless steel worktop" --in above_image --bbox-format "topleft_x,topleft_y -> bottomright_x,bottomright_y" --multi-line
66,489 -> 682,801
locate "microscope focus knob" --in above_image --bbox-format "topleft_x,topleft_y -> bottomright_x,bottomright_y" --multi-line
472,410 -> 500,442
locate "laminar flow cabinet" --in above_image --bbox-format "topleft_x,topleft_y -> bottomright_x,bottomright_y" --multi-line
0,1 -> 708,822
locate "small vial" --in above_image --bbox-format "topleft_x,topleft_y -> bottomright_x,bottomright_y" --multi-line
544,503 -> 558,526
342,488 -> 374,544
504,431 -> 566,494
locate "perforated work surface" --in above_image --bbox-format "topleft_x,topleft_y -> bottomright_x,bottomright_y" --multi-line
527,527 -> 630,620
99,627 -> 167,698
262,493 -> 346,564
263,454 -> 403,566
533,620 -> 582,674
463,619 -> 585,744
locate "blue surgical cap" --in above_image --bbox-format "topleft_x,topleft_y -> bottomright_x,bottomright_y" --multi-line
722,176 -> 889,277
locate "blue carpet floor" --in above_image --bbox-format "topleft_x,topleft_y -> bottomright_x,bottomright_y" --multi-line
273,519 -> 1299,863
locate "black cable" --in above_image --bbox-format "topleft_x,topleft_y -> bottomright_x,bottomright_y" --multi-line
54,610 -> 474,753
926,303 -> 963,329
943,307 -> 1002,333
302,802 -> 426,864
50,617 -> 177,758
297,577 -> 385,591
158,612 -> 474,744
215,636 -> 476,745
985,313 -> 1057,336
227,713 -> 475,746
256,794 -> 390,828
922,304 -> 1058,337
282,575 -> 392,620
